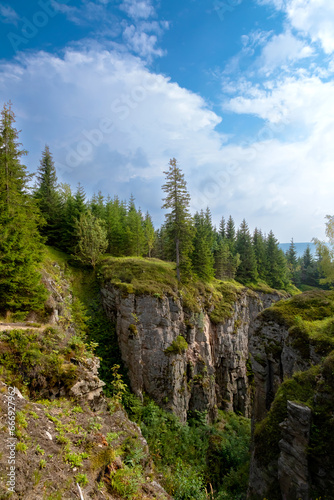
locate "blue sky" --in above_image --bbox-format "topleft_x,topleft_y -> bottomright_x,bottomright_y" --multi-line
0,0 -> 334,242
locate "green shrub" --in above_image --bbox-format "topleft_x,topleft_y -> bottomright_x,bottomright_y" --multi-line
165,335 -> 188,355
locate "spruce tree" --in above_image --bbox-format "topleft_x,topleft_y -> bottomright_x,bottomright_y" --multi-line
219,216 -> 226,239
143,211 -> 155,257
213,235 -> 239,280
162,158 -> 194,281
89,191 -> 105,220
34,145 -> 61,245
235,219 -> 258,283
253,228 -> 267,281
286,238 -> 298,284
0,102 -> 46,313
191,210 -> 215,281
126,196 -> 145,256
226,215 -> 236,253
265,230 -> 289,289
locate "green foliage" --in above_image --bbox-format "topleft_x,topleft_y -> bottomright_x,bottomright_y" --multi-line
191,209 -> 215,281
235,219 -> 258,283
162,158 -> 194,281
0,102 -> 47,314
74,210 -> 108,268
33,145 -> 61,246
75,473 -> 89,486
110,465 -> 144,499
124,397 -> 251,499
165,335 -> 188,355
0,328 -> 82,397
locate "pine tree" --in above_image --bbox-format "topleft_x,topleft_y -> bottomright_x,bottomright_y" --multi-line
286,238 -> 298,284
89,191 -> 105,220
34,145 -> 61,245
219,216 -> 226,239
143,211 -> 155,257
226,215 -> 236,253
235,219 -> 258,283
126,196 -> 145,256
265,230 -> 289,289
0,102 -> 46,313
253,228 -> 267,281
162,158 -> 194,281
191,210 -> 215,281
213,234 -> 239,280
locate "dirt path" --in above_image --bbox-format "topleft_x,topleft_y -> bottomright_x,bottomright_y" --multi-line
0,322 -> 46,332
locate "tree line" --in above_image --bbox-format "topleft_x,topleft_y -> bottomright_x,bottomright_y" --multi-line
0,102 -> 329,313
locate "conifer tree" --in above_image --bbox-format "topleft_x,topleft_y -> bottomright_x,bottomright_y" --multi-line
0,102 -> 46,312
253,228 -> 267,281
89,191 -> 105,220
213,235 -> 239,280
143,211 -> 155,257
265,230 -> 289,289
34,145 -> 61,245
104,196 -> 126,255
235,219 -> 258,282
219,216 -> 226,239
162,158 -> 193,281
126,196 -> 145,256
226,215 -> 236,253
191,210 -> 215,281
286,238 -> 298,284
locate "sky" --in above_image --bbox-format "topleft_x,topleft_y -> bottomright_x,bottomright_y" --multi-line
0,0 -> 333,242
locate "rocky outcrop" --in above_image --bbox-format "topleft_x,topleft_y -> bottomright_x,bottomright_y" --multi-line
248,316 -> 320,424
278,401 -> 312,500
247,291 -> 334,500
101,283 -> 282,423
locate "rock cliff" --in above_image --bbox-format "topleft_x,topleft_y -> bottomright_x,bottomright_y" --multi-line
101,280 -> 282,423
247,290 -> 334,500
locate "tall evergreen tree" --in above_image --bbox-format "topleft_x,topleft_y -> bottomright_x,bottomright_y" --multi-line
286,238 -> 298,284
0,102 -> 46,312
253,228 -> 267,281
143,211 -> 155,258
162,158 -> 194,281
34,145 -> 61,245
226,215 -> 236,253
235,219 -> 258,282
126,196 -> 145,256
213,234 -> 239,280
191,210 -> 215,281
265,230 -> 289,289
219,216 -> 226,239
89,191 -> 105,220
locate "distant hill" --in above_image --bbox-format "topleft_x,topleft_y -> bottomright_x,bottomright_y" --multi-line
279,242 -> 317,258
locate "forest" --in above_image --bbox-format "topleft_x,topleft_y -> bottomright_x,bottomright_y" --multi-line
0,102 -> 328,317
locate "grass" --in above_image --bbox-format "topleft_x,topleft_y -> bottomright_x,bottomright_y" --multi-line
100,256 -> 260,323
259,289 -> 334,328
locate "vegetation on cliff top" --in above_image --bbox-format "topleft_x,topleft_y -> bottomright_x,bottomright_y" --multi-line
254,351 -> 334,498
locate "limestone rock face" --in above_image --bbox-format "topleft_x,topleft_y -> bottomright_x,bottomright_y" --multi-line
278,401 -> 312,500
101,284 -> 281,423
249,316 -> 321,425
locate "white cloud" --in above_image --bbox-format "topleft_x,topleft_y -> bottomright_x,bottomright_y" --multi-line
123,25 -> 164,58
1,47 -> 333,240
259,31 -> 313,73
258,0 -> 334,54
0,3 -> 19,25
120,0 -> 155,20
